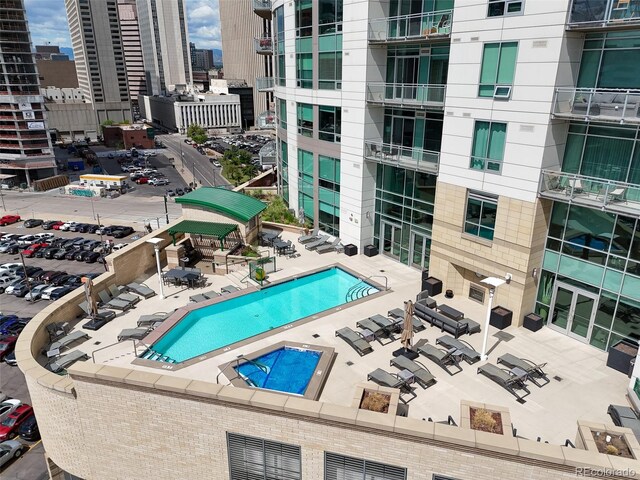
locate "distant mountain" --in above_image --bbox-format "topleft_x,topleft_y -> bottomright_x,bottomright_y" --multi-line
213,48 -> 222,66
60,47 -> 74,60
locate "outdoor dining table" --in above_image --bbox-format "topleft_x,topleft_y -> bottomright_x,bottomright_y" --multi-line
261,232 -> 279,246
164,268 -> 200,288
273,240 -> 290,255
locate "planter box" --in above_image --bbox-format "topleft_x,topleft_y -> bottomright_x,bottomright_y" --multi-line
607,340 -> 639,375
352,382 -> 400,417
490,306 -> 512,330
424,277 -> 442,297
363,244 -> 378,257
576,420 -> 640,459
460,400 -> 511,436
343,244 -> 358,257
523,313 -> 543,332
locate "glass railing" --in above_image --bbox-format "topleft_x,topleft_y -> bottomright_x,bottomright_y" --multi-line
539,170 -> 640,215
369,9 -> 452,42
366,83 -> 446,108
255,77 -> 274,92
256,110 -> 275,129
364,140 -> 439,173
568,0 -> 640,29
254,36 -> 273,55
553,88 -> 640,124
253,0 -> 272,18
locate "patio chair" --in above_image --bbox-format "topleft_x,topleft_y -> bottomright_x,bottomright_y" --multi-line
137,312 -> 170,327
417,343 -> 463,376
366,368 -> 417,403
189,293 -> 209,303
477,363 -> 531,402
355,317 -> 392,344
108,285 -> 140,305
415,291 -> 437,309
118,327 -> 150,342
46,330 -> 90,358
608,187 -> 627,203
49,349 -> 89,373
125,282 -> 156,299
335,327 -> 373,356
435,335 -> 481,364
78,301 -> 117,322
46,322 -> 69,341
390,355 -> 437,389
608,405 -> 640,440
298,228 -> 319,244
388,308 -> 426,332
305,235 -> 329,251
221,285 -> 239,294
97,289 -> 135,311
316,237 -> 342,254
497,353 -> 550,387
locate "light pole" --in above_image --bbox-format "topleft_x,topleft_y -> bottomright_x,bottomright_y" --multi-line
146,237 -> 165,299
479,277 -> 506,361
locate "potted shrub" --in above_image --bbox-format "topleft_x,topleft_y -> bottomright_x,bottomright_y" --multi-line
352,383 -> 400,417
576,421 -> 638,459
360,391 -> 391,414
460,400 -> 511,436
607,339 -> 639,375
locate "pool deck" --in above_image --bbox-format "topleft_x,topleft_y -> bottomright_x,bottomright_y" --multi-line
54,230 -> 631,445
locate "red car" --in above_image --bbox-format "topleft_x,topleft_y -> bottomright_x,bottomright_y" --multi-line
135,176 -> 149,184
0,405 -> 33,441
0,336 -> 17,360
51,221 -> 64,230
23,243 -> 49,258
0,215 -> 20,226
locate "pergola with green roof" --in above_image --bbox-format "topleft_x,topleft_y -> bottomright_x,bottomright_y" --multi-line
175,187 -> 266,223
168,220 -> 239,248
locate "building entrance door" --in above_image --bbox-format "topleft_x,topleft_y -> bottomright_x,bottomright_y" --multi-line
409,231 -> 430,270
381,221 -> 402,261
548,282 -> 598,342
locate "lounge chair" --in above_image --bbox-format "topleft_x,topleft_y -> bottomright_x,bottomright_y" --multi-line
355,317 -> 391,344
98,289 -> 135,311
608,405 -> 640,440
46,322 -> 69,341
316,237 -> 341,254
79,300 -> 117,321
49,349 -> 89,373
125,282 -> 156,298
417,343 -> 463,376
108,285 -> 140,305
497,353 -> 549,387
46,330 -> 90,358
366,368 -> 416,403
477,363 -> 531,402
118,327 -> 149,342
221,285 -> 239,294
435,335 -> 481,364
388,308 -> 426,332
137,312 -> 170,327
335,327 -> 373,356
189,293 -> 209,303
305,235 -> 329,251
298,228 -> 319,244
389,355 -> 437,389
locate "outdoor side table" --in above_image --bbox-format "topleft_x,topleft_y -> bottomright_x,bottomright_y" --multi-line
397,369 -> 414,385
360,329 -> 375,343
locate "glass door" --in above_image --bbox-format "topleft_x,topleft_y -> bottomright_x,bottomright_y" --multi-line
548,282 -> 598,342
381,221 -> 402,260
409,231 -> 430,269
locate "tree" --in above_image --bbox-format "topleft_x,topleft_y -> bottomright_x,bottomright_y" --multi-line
261,196 -> 300,225
100,119 -> 115,133
221,147 -> 258,186
187,124 -> 207,145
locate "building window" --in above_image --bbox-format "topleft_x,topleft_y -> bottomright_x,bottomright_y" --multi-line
297,103 -> 313,137
319,0 -> 343,34
298,149 -> 314,222
295,0 -> 312,38
319,155 -> 340,236
325,452 -> 407,480
464,191 -> 498,241
319,106 -> 341,142
279,139 -> 289,204
227,433 -> 301,480
470,120 -> 507,173
488,0 -> 524,17
278,98 -> 287,130
275,6 -> 286,87
469,285 -> 485,303
318,51 -> 342,90
478,42 -> 518,98
296,52 -> 313,88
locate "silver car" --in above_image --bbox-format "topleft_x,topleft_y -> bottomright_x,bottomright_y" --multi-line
0,440 -> 26,468
0,400 -> 21,424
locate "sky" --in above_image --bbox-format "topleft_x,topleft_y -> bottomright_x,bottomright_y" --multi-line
24,0 -> 221,52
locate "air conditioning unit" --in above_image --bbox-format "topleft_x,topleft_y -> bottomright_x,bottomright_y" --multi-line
494,85 -> 512,100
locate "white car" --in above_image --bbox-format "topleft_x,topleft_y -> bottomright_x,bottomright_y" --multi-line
59,221 -> 77,231
17,235 -> 36,246
40,285 -> 62,301
0,263 -> 20,273
112,243 -> 129,251
0,400 -> 21,424
34,232 -> 55,240
4,279 -> 26,295
24,283 -> 50,301
0,276 -> 19,293
149,178 -> 169,186
0,234 -> 19,242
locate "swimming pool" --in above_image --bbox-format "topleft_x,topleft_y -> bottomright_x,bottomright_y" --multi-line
146,266 -> 379,363
235,347 -> 321,395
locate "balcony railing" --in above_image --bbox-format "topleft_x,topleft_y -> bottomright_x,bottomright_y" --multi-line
539,170 -> 640,217
253,0 -> 272,19
552,88 -> 640,124
364,140 -> 439,174
254,36 -> 273,55
366,83 -> 446,109
256,110 -> 275,129
568,0 -> 640,30
369,9 -> 452,43
256,77 -> 274,92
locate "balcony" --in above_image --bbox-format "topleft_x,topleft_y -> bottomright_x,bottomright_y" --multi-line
254,36 -> 273,55
552,88 -> 640,125
259,141 -> 276,167
253,0 -> 272,19
256,110 -> 275,129
366,83 -> 446,109
364,140 -> 439,174
255,77 -> 274,92
369,9 -> 452,44
567,0 -> 640,30
539,170 -> 640,217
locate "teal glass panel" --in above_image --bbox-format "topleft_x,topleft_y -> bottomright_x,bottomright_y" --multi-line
318,189 -> 334,205
576,50 -> 600,88
480,44 -> 499,84
603,269 -> 623,293
561,134 -> 584,174
296,38 -> 313,53
487,123 -> 506,160
599,50 -> 640,89
621,275 -> 640,301
336,33 -> 342,50
589,326 -> 609,350
580,135 -> 633,182
471,121 -> 489,164
558,255 -> 604,287
318,34 -> 337,52
543,250 -> 560,271
496,42 -> 518,84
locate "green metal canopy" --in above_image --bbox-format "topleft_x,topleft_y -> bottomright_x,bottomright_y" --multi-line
175,187 -> 266,223
168,220 -> 238,242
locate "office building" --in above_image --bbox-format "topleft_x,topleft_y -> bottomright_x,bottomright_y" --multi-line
118,0 -> 147,117
34,45 -> 78,89
136,0 -> 192,95
41,87 -> 98,143
190,42 -> 215,72
64,0 -> 132,124
0,0 -> 56,185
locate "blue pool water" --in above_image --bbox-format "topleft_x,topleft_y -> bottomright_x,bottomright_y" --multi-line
235,347 -> 321,395
149,267 -> 377,362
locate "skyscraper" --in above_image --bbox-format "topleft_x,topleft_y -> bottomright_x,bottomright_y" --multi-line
190,42 -> 214,72
117,0 -> 147,117
64,0 -> 132,124
0,0 -> 56,186
136,0 -> 192,95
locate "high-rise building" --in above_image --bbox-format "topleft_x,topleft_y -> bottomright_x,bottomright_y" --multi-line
220,0 -> 274,129
0,0 -> 56,186
136,0 -> 192,95
64,0 -> 132,124
190,42 -> 215,72
118,0 -> 147,117
34,45 -> 78,89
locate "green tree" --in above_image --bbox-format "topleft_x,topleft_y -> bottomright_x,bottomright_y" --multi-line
261,196 -> 300,225
100,119 -> 115,132
221,147 -> 258,186
187,124 -> 207,145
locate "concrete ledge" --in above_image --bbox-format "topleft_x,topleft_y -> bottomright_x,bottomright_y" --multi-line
153,375 -> 192,394
283,396 -> 322,418
184,380 -> 223,400
124,370 -> 162,388
562,445 -> 614,469
393,416 -> 435,439
319,403 -> 358,425
36,372 -> 65,389
51,376 -> 74,394
216,385 -> 255,405
356,409 -> 395,432
250,391 -> 288,411
94,365 -> 132,383
607,455 -> 640,478
67,361 -> 102,379
517,438 -> 565,463
433,422 -> 476,448
474,430 -> 519,455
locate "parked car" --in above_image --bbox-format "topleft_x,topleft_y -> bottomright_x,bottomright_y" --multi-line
63,275 -> 82,287
18,413 -> 40,441
51,274 -> 73,286
135,176 -> 149,184
41,271 -> 65,283
175,188 -> 185,196
3,279 -> 25,296
49,248 -> 67,260
0,276 -> 19,294
0,404 -> 34,441
9,282 -> 41,298
23,219 -> 43,228
112,227 -> 134,238
87,224 -> 102,234
69,223 -> 87,232
19,266 -> 43,280
84,252 -> 101,263
41,220 -> 61,230
0,215 -> 20,226
40,285 -> 62,301
49,285 -> 74,300
0,335 -> 17,360
212,160 -> 221,168
82,240 -> 101,251
51,222 -> 65,230
0,400 -> 21,424
24,284 -> 49,301
165,189 -> 176,197
0,242 -> 18,254
59,221 -> 77,231
0,263 -> 21,271
3,351 -> 16,367
183,186 -> 193,193
64,250 -> 77,261
23,243 -> 48,258
0,439 -> 27,468
74,250 -> 90,262
33,232 -> 55,240
149,178 -> 169,186
112,243 -> 129,251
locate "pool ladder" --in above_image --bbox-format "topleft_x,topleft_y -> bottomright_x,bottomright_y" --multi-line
140,348 -> 177,364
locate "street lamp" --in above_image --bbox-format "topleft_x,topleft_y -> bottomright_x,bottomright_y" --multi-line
479,277 -> 506,361
146,237 -> 165,299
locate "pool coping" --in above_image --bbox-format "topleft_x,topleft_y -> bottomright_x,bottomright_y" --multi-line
132,263 -> 389,371
217,341 -> 336,400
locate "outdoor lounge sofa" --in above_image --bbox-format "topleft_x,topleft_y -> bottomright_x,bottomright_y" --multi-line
355,317 -> 394,344
97,289 -> 136,311
435,335 -> 481,364
297,228 -> 319,244
221,285 -> 239,294
497,353 -> 549,387
108,285 -> 140,305
417,343 -> 463,376
124,282 -> 156,299
415,291 -> 437,309
316,237 -> 342,254
366,368 -> 417,403
189,290 -> 220,303
335,327 -> 373,356
477,363 -> 531,402
118,327 -> 150,342
49,350 -> 89,373
137,312 -> 171,327
305,235 -> 329,251
46,330 -> 90,358
390,355 -> 437,389
388,308 -> 426,332
414,301 -> 469,338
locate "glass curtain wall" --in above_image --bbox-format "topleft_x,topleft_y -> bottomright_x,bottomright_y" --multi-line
275,6 -> 285,86
318,0 -> 343,89
279,139 -> 289,203
319,106 -> 341,142
385,45 -> 449,103
296,0 -> 313,88
382,108 -> 444,156
388,0 -> 454,38
298,149 -> 314,223
318,155 -> 340,235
